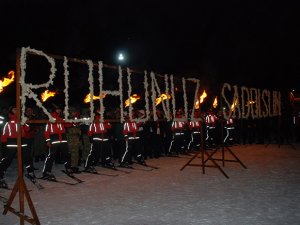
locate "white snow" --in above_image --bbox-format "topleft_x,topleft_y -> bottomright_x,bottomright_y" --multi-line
1,143 -> 300,225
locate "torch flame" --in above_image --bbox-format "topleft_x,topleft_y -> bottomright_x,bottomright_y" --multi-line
84,93 -> 107,103
0,70 -> 15,93
155,93 -> 171,106
125,94 -> 140,107
195,90 -> 207,109
41,90 -> 56,102
212,96 -> 218,108
231,98 -> 238,111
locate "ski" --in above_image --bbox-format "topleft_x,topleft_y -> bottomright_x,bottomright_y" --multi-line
37,176 -> 80,186
132,164 -> 154,171
138,163 -> 159,169
119,164 -> 154,172
102,165 -> 132,174
25,174 -> 45,190
61,170 -> 84,183
81,169 -> 118,177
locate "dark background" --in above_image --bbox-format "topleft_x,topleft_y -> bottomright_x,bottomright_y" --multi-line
0,0 -> 300,106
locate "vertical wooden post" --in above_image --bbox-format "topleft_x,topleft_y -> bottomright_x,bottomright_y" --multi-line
2,48 -> 41,225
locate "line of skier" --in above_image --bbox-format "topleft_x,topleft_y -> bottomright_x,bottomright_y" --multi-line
0,105 -> 239,188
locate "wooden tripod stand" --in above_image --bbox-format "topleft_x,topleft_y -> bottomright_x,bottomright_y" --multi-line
180,118 -> 230,178
180,112 -> 247,178
209,117 -> 247,171
2,49 -> 41,225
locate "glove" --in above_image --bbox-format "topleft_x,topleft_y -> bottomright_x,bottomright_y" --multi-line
46,141 -> 52,148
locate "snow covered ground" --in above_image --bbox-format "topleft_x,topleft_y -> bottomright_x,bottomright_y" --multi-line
1,143 -> 300,225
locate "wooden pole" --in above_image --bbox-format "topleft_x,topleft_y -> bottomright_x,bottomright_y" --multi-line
2,48 -> 41,225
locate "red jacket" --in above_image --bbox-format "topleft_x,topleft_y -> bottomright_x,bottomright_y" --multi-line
171,121 -> 186,132
44,112 -> 66,143
188,121 -> 201,131
88,116 -> 112,138
122,121 -> 142,137
225,117 -> 235,127
1,114 -> 30,142
205,112 -> 218,127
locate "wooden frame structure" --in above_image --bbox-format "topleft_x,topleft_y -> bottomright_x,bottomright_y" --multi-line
180,121 -> 230,178
1,47 -> 183,224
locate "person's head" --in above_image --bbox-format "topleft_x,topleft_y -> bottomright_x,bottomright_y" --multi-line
8,106 -> 17,120
51,105 -> 63,119
194,109 -> 201,118
176,108 -> 183,117
55,107 -> 62,115
51,104 -> 62,113
69,107 -> 80,118
9,106 -> 17,115
124,111 -> 129,119
156,109 -> 163,118
25,107 -> 34,117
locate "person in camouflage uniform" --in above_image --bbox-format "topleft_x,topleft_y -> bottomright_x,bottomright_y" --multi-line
65,108 -> 82,168
79,107 -> 91,165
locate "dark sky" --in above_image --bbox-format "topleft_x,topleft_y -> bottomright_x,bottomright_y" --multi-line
1,0 -> 300,92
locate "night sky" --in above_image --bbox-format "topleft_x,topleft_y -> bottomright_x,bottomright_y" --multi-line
1,0 -> 300,93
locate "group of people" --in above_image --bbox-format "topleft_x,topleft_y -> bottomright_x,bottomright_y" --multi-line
0,103 -> 275,189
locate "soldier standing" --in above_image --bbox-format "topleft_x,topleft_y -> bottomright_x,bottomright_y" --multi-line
79,108 -> 91,166
65,107 -> 81,172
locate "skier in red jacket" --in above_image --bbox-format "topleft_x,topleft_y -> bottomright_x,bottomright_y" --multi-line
84,111 -> 114,172
41,106 -> 76,181
0,107 -> 35,188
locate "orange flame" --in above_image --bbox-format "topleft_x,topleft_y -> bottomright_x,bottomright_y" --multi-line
213,96 -> 218,108
231,98 -> 238,111
84,93 -> 107,103
125,94 -> 140,107
195,90 -> 207,109
155,93 -> 171,106
0,70 -> 15,93
41,90 -> 56,102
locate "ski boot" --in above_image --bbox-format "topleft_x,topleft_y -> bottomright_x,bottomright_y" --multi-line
136,155 -> 147,166
0,178 -> 8,189
41,172 -> 56,181
25,172 -> 37,183
83,166 -> 97,173
70,166 -> 80,174
137,159 -> 147,166
103,161 -> 115,169
119,162 -> 132,168
64,163 -> 74,176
